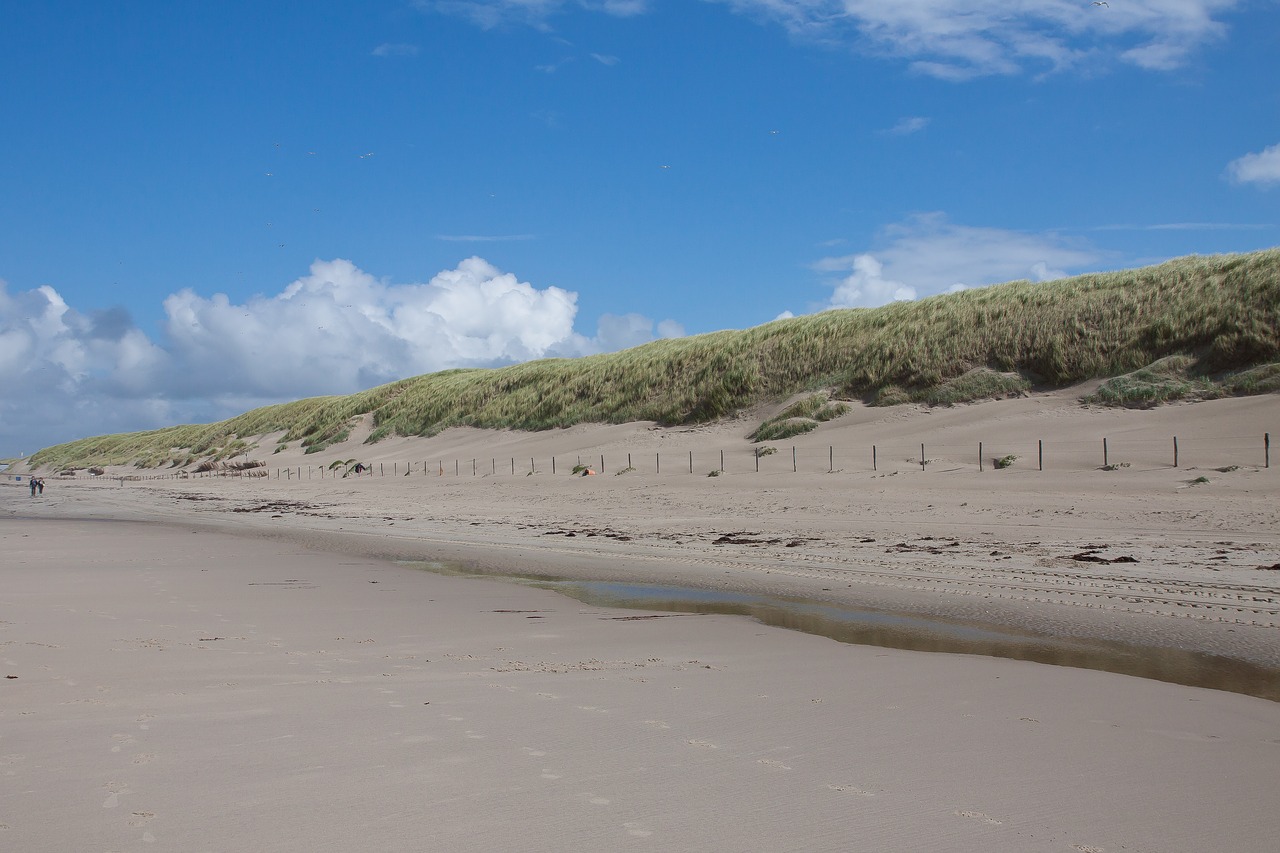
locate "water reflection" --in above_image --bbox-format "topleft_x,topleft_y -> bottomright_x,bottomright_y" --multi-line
407,564 -> 1280,702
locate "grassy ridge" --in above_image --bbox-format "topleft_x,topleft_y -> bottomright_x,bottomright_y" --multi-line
30,249 -> 1280,470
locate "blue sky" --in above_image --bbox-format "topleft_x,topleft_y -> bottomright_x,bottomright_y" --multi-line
2,0 -> 1277,456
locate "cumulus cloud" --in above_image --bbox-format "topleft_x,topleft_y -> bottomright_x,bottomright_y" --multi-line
0,258 -> 682,455
1226,142 -> 1280,187
812,213 -> 1099,309
709,0 -> 1238,78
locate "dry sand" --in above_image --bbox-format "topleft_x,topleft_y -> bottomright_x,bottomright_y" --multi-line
3,391 -> 1279,851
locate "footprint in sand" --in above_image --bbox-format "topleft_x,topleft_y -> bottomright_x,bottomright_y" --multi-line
954,810 -> 1003,825
642,720 -> 670,730
576,705 -> 609,714
103,789 -> 129,808
757,758 -> 791,770
829,784 -> 878,797
464,731 -> 485,740
687,739 -> 718,749
1072,846 -> 1105,853
131,753 -> 156,765
540,771 -> 562,780
623,821 -> 653,838
111,734 -> 135,753
521,747 -> 547,757
128,812 -> 155,827
536,692 -> 559,700
585,795 -> 611,806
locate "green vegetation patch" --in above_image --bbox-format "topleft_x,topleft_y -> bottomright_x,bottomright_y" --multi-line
750,393 -> 850,441
1084,355 -> 1217,408
922,368 -> 1031,406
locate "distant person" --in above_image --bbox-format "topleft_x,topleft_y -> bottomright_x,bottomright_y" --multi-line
36,478 -> 44,495
29,477 -> 37,497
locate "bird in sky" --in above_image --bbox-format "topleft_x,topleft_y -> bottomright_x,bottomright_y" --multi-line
1092,1 -> 1108,6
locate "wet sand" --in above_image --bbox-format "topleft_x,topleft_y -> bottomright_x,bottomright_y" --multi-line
3,517 -> 1280,853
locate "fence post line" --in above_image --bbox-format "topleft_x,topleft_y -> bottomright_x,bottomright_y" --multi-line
792,446 -> 797,473
601,454 -> 605,474
722,449 -> 725,473
552,456 -> 556,475
829,446 -> 833,473
454,460 -> 458,476
473,459 -> 476,476
394,462 -> 397,476
511,458 -> 515,475
872,444 -> 877,472
531,457 -> 535,474
688,451 -> 693,474
979,441 -> 983,472
1265,433 -> 1270,468
492,458 -> 495,475
920,443 -> 926,472
656,452 -> 660,474
1103,437 -> 1109,468
1173,436 -> 1178,468
1039,439 -> 1043,471
628,453 -> 632,470
755,446 -> 759,473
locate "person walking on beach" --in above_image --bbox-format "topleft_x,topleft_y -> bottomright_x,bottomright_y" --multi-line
36,477 -> 44,495
29,477 -> 36,497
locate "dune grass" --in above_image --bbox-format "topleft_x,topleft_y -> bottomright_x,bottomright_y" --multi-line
29,248 -> 1280,470
750,393 -> 851,441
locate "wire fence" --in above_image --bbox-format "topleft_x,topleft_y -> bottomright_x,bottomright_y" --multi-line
17,431 -> 1272,483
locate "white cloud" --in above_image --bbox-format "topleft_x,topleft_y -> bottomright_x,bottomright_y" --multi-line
709,0 -> 1239,78
0,259 -> 682,455
884,116 -> 929,135
371,43 -> 419,57
1226,142 -> 1280,187
827,255 -> 917,308
812,213 -> 1100,309
421,0 -> 647,29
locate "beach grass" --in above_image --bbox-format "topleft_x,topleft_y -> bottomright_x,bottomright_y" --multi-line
29,248 -> 1280,470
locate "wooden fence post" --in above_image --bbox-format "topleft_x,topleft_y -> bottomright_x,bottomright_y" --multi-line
920,443 -> 926,472
872,445 -> 877,472
1038,439 -> 1043,471
792,446 -> 797,473
1103,437 -> 1109,468
1173,436 -> 1178,468
979,441 -> 983,472
688,451 -> 693,474
1266,433 -> 1270,469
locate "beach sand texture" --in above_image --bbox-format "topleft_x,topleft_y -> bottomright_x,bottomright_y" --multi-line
3,392 -> 1279,851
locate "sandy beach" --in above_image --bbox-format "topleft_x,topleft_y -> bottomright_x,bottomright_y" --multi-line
3,391 -> 1279,851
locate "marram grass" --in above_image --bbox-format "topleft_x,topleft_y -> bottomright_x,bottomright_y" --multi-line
30,248 -> 1280,470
